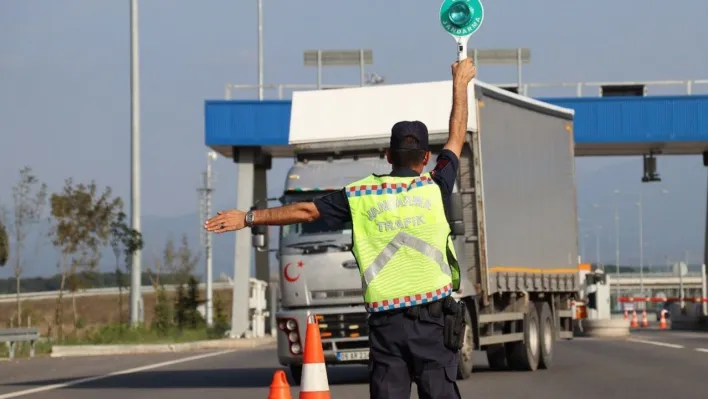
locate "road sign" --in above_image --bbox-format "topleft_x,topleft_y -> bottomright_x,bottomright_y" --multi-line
439,0 -> 485,61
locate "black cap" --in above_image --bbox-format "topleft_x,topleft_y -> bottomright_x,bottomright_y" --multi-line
390,121 -> 429,150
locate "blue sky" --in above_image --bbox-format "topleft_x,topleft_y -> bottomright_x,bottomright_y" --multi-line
1,0 -> 708,278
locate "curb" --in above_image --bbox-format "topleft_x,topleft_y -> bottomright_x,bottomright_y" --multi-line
574,319 -> 631,338
50,336 -> 276,358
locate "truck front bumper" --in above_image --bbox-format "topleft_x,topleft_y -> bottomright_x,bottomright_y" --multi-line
275,306 -> 370,366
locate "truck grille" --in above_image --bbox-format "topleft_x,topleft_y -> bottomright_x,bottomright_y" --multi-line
311,289 -> 362,300
316,312 -> 369,339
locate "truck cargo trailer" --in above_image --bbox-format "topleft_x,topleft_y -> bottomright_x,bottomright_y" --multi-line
252,79 -> 579,383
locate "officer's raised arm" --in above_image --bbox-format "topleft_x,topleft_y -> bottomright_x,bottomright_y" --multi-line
443,57 -> 477,160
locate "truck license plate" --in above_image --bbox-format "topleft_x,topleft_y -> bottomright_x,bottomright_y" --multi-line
336,350 -> 369,362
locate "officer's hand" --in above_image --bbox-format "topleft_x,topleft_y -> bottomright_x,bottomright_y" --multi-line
451,57 -> 476,86
204,209 -> 246,234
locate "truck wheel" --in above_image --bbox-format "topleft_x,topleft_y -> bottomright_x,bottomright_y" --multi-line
485,344 -> 508,370
457,307 -> 474,380
289,365 -> 303,386
535,301 -> 554,370
506,304 -> 541,371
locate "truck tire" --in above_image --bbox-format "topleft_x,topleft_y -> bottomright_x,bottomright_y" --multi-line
289,365 -> 303,386
485,344 -> 508,370
535,301 -> 554,369
457,306 -> 474,380
505,304 -> 541,371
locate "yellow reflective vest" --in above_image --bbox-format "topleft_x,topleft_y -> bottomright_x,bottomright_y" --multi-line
344,172 -> 461,312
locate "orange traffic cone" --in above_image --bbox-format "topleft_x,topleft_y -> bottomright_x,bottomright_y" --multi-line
631,309 -> 639,328
268,370 -> 292,399
624,309 -> 629,320
641,309 -> 649,328
659,310 -> 668,329
299,315 -> 330,399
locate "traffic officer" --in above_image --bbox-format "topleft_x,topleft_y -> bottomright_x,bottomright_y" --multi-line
205,57 -> 477,399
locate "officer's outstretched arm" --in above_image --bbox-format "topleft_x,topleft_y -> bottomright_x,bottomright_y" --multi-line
252,202 -> 321,226
444,58 -> 476,159
205,202 -> 321,234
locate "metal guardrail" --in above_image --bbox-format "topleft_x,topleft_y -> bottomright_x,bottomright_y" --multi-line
224,78 -> 708,100
0,281 -> 234,304
613,272 -> 702,279
0,279 -> 273,341
0,328 -> 40,360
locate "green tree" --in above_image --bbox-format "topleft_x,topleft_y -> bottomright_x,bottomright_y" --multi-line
0,216 -> 8,267
150,238 -> 178,336
169,235 -> 201,332
49,178 -> 122,340
208,293 -> 230,339
153,285 -> 172,336
109,210 -> 144,328
172,234 -> 200,286
174,283 -> 187,331
10,166 -> 48,324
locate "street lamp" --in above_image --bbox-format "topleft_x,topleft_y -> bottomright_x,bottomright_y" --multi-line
257,0 -> 264,100
616,188 -> 669,299
591,203 -> 603,269
129,0 -> 143,327
199,151 -> 218,326
612,189 -> 622,303
303,49 -> 374,89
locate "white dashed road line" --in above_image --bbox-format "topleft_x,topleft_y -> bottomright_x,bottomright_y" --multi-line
694,348 -> 708,353
0,350 -> 236,399
627,338 -> 685,349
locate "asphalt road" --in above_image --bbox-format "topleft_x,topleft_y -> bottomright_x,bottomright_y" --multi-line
2,331 -> 708,399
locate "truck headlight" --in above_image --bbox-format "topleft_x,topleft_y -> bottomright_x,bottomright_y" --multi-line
290,343 -> 302,354
286,319 -> 297,331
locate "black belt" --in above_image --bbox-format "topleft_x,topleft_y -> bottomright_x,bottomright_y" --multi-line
404,299 -> 444,319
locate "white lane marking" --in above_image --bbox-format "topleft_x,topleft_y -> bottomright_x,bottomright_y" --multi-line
694,348 -> 708,353
0,349 -> 236,399
627,338 -> 684,349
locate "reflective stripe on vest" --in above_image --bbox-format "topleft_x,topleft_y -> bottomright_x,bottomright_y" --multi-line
345,172 -> 460,312
361,230 -> 452,290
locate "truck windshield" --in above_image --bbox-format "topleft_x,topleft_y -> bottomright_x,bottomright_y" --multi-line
281,191 -> 352,237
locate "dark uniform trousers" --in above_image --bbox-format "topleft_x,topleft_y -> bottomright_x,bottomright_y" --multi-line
368,299 -> 462,399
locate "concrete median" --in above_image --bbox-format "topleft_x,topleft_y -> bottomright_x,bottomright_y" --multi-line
574,319 -> 631,338
50,336 -> 276,358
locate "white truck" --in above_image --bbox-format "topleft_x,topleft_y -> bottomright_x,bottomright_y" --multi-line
252,79 -> 580,384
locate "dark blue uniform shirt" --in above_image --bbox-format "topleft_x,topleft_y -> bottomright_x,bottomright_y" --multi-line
312,149 -> 460,227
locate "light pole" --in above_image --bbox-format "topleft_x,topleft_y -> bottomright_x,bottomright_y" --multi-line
595,225 -> 602,269
129,0 -> 143,327
199,152 -> 218,326
617,188 -> 669,298
614,194 -> 620,304
590,203 -> 602,269
638,191 -> 644,297
257,0 -> 263,100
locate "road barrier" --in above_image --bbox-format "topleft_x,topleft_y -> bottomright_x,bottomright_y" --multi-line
575,319 -> 631,338
1,279 -> 273,341
0,282 -> 234,304
0,328 -> 40,360
618,296 -> 708,303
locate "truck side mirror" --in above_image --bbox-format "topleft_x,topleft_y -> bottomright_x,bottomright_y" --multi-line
448,192 -> 465,236
252,225 -> 268,250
